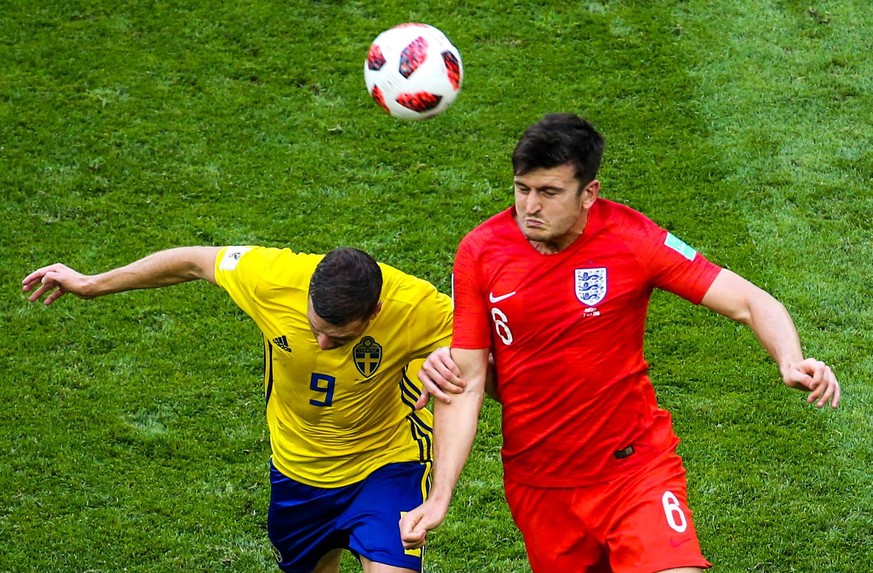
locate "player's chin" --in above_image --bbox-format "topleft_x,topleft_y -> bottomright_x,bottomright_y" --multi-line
522,227 -> 551,242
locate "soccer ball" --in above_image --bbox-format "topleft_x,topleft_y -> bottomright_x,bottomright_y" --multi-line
364,23 -> 463,120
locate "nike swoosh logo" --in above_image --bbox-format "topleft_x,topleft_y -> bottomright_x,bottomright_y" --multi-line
489,291 -> 517,303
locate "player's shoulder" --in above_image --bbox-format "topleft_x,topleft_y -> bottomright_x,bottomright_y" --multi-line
459,207 -> 516,251
595,199 -> 663,238
222,246 -> 322,283
470,207 -> 514,235
236,245 -> 317,266
597,198 -> 655,224
379,262 -> 449,308
379,262 -> 437,294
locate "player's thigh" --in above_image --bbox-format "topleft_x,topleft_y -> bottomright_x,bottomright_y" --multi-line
504,479 -> 609,573
344,462 -> 430,573
360,555 -> 420,573
268,464 -> 357,573
312,549 -> 344,573
606,453 -> 710,573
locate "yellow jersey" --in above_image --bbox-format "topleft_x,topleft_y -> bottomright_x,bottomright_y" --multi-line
214,246 -> 453,487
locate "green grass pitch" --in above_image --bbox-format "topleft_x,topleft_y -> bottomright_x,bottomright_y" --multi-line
2,1 -> 871,571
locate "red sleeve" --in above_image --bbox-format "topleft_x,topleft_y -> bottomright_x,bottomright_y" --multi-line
642,228 -> 722,304
451,232 -> 492,350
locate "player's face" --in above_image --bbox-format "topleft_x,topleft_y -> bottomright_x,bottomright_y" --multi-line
306,299 -> 378,350
514,163 -> 599,253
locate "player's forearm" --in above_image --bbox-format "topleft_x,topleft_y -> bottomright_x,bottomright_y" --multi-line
745,294 -> 805,379
85,247 -> 217,297
428,383 -> 485,507
702,270 -> 805,379
427,347 -> 489,507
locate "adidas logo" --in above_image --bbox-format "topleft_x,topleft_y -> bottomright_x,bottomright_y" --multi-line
272,335 -> 291,353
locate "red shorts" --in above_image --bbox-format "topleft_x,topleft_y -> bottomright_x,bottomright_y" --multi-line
504,451 -> 711,573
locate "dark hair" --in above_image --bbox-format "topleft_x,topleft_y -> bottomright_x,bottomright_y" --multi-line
511,113 -> 605,187
309,247 -> 383,326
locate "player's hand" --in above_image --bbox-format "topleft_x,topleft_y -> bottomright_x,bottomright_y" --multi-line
22,263 -> 92,305
415,347 -> 467,408
399,499 -> 449,550
782,358 -> 841,409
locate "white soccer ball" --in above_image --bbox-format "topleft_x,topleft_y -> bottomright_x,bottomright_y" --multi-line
364,23 -> 463,121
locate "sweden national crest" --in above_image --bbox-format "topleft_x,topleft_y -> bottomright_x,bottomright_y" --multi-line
575,268 -> 607,305
353,336 -> 383,377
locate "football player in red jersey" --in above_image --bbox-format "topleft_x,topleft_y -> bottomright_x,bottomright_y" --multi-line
401,113 -> 840,573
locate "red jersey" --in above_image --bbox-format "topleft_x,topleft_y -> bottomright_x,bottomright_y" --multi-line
452,199 -> 722,486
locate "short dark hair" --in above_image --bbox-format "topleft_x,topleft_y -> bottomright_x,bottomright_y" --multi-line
511,113 -> 605,187
309,247 -> 383,326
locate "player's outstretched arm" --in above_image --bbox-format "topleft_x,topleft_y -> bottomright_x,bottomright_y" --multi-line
401,347 -> 489,549
22,247 -> 222,305
700,269 -> 841,408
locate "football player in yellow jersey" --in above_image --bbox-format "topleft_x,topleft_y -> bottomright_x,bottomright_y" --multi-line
23,245 -> 454,573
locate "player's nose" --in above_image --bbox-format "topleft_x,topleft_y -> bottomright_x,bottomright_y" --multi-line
524,191 -> 542,214
316,333 -> 336,350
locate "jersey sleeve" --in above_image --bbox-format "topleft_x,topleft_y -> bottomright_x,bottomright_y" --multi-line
451,232 -> 492,349
407,282 -> 455,357
213,246 -> 281,320
639,228 -> 722,304
380,264 -> 455,358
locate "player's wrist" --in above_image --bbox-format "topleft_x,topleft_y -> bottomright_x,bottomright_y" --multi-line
424,486 -> 452,509
778,358 -> 806,388
81,273 -> 107,298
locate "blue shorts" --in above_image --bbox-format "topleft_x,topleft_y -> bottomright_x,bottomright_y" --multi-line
268,461 -> 430,573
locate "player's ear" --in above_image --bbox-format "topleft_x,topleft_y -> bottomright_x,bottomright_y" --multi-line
582,180 -> 600,208
371,301 -> 383,319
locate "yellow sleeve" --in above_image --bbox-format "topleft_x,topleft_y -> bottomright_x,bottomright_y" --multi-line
380,264 -> 454,360
213,246 -> 280,320
408,283 -> 454,358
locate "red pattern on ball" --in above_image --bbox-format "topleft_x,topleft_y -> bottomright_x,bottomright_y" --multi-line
396,91 -> 443,112
442,51 -> 461,90
399,37 -> 429,79
371,85 -> 389,112
367,45 -> 386,71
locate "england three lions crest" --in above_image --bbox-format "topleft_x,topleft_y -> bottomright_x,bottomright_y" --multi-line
575,268 -> 607,305
353,336 -> 383,378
